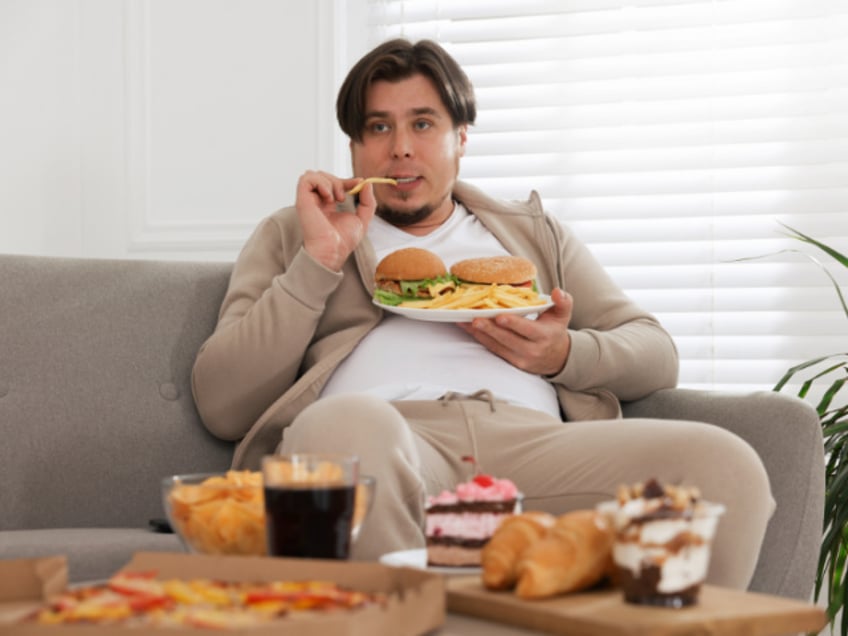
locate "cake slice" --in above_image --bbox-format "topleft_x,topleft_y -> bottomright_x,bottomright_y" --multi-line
425,473 -> 521,567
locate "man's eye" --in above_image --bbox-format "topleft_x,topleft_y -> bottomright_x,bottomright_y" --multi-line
414,120 -> 432,131
369,122 -> 390,133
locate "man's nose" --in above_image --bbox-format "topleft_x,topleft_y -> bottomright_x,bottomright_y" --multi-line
391,128 -> 413,158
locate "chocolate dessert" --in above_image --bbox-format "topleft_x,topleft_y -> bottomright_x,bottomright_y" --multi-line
598,478 -> 724,607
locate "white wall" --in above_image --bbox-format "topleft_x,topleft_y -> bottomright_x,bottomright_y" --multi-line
0,0 -> 368,262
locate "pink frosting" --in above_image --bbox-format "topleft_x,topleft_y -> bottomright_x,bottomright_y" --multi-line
427,476 -> 519,506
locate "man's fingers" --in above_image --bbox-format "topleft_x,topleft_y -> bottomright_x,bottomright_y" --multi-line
299,171 -> 349,204
544,288 -> 573,323
551,287 -> 570,309
355,182 -> 378,227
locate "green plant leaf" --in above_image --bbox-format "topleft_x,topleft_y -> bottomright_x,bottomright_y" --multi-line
838,526 -> 848,636
825,491 -> 848,532
820,376 -> 848,416
774,355 -> 848,392
829,540 -> 846,608
781,223 -> 848,268
823,409 -> 848,436
780,225 -> 848,321
754,224 -> 847,627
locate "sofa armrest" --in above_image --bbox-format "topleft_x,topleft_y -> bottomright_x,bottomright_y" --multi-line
623,388 -> 824,600
623,387 -> 818,434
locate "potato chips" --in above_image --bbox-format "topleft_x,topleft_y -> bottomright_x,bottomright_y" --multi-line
167,471 -> 266,556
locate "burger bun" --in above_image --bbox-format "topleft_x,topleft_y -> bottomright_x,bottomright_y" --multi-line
450,255 -> 537,286
375,247 -> 447,282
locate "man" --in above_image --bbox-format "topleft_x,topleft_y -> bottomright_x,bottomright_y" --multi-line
192,39 -> 773,590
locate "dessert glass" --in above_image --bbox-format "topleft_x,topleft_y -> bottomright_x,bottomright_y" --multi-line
597,481 -> 725,608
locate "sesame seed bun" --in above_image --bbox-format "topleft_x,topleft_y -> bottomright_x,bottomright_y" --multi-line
450,255 -> 537,285
375,247 -> 448,282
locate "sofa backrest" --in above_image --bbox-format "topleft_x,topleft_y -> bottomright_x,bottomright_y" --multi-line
0,255 -> 236,530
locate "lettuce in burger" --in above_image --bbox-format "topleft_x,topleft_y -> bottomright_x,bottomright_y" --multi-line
373,247 -> 457,306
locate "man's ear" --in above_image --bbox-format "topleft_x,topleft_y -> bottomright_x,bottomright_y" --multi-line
349,138 -> 357,173
457,125 -> 468,157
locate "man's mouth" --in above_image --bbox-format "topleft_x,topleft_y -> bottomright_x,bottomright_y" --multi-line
392,176 -> 418,185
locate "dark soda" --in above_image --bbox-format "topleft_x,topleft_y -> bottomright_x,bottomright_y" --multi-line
264,485 -> 356,559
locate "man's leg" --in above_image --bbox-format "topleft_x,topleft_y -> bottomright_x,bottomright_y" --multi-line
280,393 -> 457,560
281,393 -> 774,589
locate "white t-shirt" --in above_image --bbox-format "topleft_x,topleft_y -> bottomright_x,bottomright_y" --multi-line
319,203 -> 561,418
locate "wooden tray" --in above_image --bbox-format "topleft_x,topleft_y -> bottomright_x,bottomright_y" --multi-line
447,577 -> 827,636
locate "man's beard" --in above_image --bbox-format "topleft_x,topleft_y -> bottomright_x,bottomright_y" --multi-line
375,203 -> 437,227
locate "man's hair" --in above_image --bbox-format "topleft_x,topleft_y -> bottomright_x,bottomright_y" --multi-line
336,39 -> 476,142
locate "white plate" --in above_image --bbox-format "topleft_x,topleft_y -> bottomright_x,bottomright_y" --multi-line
374,295 -> 553,323
379,548 -> 482,576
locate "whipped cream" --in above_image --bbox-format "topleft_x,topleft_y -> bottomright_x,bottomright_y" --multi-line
607,507 -> 723,594
427,477 -> 519,506
597,479 -> 724,605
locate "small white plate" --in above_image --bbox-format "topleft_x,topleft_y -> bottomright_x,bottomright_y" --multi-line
373,295 -> 553,323
379,548 -> 482,576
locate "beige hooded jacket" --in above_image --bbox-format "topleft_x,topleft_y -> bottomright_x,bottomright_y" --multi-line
192,181 -> 679,468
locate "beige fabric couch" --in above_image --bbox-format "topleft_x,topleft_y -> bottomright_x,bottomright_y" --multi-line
0,254 -> 824,600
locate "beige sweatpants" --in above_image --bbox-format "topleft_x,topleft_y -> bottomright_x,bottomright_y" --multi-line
279,391 -> 775,590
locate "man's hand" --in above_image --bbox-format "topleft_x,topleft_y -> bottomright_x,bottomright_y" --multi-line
296,171 -> 377,272
457,287 -> 573,376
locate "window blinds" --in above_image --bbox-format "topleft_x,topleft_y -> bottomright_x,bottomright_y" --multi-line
365,0 -> 848,396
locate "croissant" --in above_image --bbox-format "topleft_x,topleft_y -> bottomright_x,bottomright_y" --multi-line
513,509 -> 614,599
481,511 -> 556,590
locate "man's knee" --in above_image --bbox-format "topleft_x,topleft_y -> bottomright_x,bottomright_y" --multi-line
282,393 -> 414,450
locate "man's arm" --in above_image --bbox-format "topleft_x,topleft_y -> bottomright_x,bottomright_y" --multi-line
191,216 -> 343,441
551,232 -> 679,400
459,223 -> 678,402
192,172 -> 377,441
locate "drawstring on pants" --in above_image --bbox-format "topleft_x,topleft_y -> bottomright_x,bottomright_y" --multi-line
440,389 -> 498,413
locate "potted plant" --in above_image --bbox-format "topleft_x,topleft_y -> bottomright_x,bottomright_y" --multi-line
766,225 -> 847,634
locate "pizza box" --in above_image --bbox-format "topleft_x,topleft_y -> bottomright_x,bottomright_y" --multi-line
0,552 -> 445,635
447,575 -> 828,636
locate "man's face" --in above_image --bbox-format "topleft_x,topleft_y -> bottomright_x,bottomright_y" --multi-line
350,73 -> 467,228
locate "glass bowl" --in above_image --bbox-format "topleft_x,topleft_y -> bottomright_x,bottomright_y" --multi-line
162,470 -> 267,556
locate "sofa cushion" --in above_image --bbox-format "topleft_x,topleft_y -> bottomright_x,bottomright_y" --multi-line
0,529 -> 184,583
0,256 -> 235,531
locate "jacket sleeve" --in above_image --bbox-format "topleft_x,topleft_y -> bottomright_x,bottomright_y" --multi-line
191,214 -> 343,441
546,222 -> 679,402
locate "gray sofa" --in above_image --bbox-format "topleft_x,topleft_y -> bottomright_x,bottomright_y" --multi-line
0,254 -> 824,601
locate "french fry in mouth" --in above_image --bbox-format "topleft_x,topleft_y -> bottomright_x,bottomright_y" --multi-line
347,177 -> 399,196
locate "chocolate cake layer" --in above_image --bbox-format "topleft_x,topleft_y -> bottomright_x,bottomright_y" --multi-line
426,499 -> 517,514
426,536 -> 488,549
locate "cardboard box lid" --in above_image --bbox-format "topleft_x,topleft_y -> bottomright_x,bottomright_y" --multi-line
0,552 -> 445,636
0,555 -> 67,602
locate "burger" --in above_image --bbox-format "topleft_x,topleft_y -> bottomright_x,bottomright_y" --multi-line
450,255 -> 538,290
373,247 -> 458,306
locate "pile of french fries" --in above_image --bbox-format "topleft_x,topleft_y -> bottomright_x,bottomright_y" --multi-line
400,284 -> 545,310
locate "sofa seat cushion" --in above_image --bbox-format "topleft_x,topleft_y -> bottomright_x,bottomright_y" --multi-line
0,529 -> 184,583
